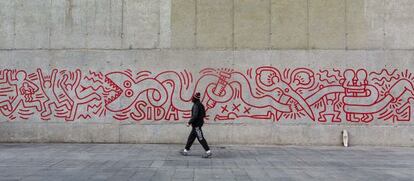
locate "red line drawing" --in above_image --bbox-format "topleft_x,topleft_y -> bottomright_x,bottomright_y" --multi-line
0,67 -> 413,124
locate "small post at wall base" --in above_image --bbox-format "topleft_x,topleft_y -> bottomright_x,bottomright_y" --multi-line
342,130 -> 349,147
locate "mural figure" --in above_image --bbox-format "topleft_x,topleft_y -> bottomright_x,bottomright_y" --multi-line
0,67 -> 413,124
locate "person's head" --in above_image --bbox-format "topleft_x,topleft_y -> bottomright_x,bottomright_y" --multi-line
356,69 -> 367,81
44,81 -> 51,88
344,69 -> 354,81
191,92 -> 201,103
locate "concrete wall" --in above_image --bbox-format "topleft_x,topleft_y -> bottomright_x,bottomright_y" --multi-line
1,0 -> 414,146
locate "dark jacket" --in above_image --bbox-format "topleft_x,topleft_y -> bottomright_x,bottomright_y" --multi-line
188,100 -> 206,127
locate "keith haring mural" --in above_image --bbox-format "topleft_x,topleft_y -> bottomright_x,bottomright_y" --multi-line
0,67 -> 413,123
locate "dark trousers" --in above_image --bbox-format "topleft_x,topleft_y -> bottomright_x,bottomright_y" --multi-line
185,126 -> 210,151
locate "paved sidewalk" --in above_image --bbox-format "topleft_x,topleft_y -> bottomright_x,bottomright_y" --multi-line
0,143 -> 413,181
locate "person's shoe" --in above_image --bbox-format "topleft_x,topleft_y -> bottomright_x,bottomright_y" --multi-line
180,149 -> 189,156
202,151 -> 212,158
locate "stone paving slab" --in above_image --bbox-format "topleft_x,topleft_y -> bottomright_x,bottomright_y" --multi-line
0,143 -> 414,181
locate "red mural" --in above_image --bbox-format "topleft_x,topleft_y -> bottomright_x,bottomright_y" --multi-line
0,67 -> 414,123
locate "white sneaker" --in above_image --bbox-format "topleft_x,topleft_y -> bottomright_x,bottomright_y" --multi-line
202,151 -> 212,158
180,149 -> 189,156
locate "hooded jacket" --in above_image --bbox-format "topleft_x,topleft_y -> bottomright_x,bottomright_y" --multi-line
188,100 -> 206,127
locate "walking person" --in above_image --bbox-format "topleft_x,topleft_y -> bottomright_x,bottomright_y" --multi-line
180,92 -> 212,158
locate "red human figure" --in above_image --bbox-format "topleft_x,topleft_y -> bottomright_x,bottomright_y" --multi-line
341,69 -> 359,122
0,70 -> 14,112
20,82 -> 34,102
342,69 -> 373,122
0,70 -> 41,116
60,69 -> 101,121
318,93 -> 341,122
53,71 -> 74,118
342,69 -> 356,95
37,69 -> 64,117
355,69 -> 368,89
355,69 -> 373,122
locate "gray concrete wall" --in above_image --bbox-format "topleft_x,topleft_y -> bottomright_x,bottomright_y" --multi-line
1,0 -> 414,146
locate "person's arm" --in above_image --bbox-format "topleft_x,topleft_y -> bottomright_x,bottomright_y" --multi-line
37,69 -> 44,88
60,74 -> 68,91
51,69 -> 57,88
188,104 -> 200,125
73,69 -> 81,90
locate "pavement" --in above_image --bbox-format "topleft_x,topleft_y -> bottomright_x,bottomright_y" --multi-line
0,143 -> 413,181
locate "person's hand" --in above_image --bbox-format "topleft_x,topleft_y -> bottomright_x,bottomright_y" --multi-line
186,123 -> 190,127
